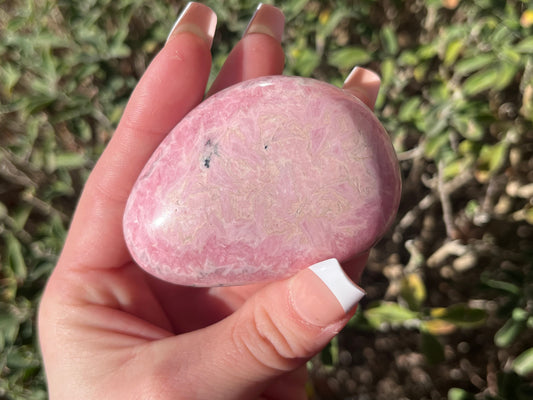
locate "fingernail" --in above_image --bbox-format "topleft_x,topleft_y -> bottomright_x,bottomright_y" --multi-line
243,3 -> 285,42
166,2 -> 217,47
289,259 -> 365,327
342,67 -> 381,110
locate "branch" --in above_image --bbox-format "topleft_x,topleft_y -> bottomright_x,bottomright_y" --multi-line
438,160 -> 457,239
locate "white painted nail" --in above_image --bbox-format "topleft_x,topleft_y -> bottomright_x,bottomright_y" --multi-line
309,258 -> 366,312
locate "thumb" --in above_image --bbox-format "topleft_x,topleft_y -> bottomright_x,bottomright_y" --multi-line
154,258 -> 366,400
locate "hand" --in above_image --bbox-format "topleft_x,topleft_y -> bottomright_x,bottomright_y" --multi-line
38,4 -> 379,399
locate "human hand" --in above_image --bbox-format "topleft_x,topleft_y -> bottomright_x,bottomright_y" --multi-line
38,3 -> 380,399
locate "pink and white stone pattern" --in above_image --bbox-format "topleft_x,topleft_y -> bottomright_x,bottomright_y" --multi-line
123,76 -> 401,286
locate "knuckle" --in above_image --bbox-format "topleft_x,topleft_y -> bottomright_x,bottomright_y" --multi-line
232,299 -> 311,373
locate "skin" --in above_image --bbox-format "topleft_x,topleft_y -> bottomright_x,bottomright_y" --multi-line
38,20 -> 375,400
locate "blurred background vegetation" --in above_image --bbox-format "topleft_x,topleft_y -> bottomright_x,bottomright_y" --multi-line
1,0 -> 532,398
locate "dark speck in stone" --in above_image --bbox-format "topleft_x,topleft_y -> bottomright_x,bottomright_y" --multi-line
202,139 -> 219,168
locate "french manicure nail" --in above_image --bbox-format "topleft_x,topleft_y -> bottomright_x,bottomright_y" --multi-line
166,2 -> 217,47
309,259 -> 366,312
290,259 -> 365,327
243,3 -> 285,42
343,67 -> 381,110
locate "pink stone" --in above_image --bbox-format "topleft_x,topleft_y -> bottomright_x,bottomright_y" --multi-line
123,76 -> 401,287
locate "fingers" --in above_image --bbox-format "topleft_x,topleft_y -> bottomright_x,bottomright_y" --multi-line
206,4 -> 285,96
60,3 -> 216,269
150,259 -> 365,399
342,66 -> 381,110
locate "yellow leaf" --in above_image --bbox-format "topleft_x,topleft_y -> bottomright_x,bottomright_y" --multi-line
319,9 -> 331,25
431,307 -> 447,318
521,10 -> 533,28
422,319 -> 457,335
400,273 -> 427,311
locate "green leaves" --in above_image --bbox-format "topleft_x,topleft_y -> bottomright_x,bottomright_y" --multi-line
420,330 -> 445,364
515,36 -> 533,53
430,304 -> 487,329
448,388 -> 476,400
455,53 -> 497,76
453,16 -> 526,99
328,47 -> 372,69
364,301 -> 487,332
495,308 -> 529,348
463,63 -> 518,96
0,63 -> 22,97
49,152 -> 87,172
4,233 -> 27,282
0,305 -> 20,352
443,39 -> 463,67
513,348 -> 533,376
364,302 -> 419,328
362,283 -> 487,366
290,47 -> 321,77
380,25 -> 399,56
462,67 -> 502,96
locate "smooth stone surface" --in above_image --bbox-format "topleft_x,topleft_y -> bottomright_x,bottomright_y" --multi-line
123,76 -> 401,287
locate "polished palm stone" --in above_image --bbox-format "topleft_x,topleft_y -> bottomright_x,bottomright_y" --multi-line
123,75 -> 401,287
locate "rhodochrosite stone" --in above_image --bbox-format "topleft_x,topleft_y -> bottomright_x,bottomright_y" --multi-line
123,76 -> 401,286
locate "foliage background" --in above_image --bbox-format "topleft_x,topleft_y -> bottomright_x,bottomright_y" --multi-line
1,0 -> 532,399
